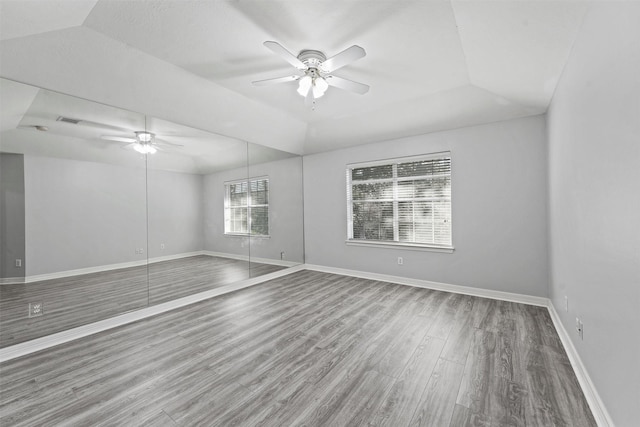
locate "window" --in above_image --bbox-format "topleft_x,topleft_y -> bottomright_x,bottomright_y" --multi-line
346,153 -> 452,250
224,177 -> 269,236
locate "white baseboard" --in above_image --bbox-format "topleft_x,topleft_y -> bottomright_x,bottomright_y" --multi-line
7,251 -> 207,284
1,251 -> 297,285
204,251 -> 300,267
0,264 -> 306,363
0,277 -> 25,285
0,261 -> 612,426
303,264 -> 548,307
303,264 -> 612,425
547,302 -> 614,427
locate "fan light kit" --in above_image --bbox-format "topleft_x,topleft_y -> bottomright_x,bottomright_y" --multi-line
252,41 -> 369,107
135,131 -> 154,142
133,131 -> 157,154
133,145 -> 157,154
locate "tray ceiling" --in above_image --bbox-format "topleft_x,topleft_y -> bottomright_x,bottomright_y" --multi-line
0,1 -> 591,154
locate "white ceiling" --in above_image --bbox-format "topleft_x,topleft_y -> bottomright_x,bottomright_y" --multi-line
0,78 -> 295,174
0,0 -> 591,155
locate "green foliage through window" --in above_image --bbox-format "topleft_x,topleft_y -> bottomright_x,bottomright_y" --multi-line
224,177 -> 269,236
347,154 -> 451,247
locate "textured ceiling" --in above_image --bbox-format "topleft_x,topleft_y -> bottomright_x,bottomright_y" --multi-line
0,0 -> 591,155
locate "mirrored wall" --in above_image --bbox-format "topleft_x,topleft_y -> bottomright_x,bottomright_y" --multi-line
0,78 -> 304,348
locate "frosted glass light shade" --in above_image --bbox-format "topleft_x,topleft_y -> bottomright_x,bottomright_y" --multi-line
313,77 -> 328,98
297,75 -> 312,96
133,143 -> 157,154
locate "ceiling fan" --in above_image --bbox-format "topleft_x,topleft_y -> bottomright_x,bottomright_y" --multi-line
101,131 -> 183,154
252,41 -> 369,106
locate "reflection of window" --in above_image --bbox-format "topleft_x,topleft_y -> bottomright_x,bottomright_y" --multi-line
224,177 -> 269,236
346,153 -> 452,248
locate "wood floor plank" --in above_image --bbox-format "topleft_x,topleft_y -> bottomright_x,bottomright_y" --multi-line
449,404 -> 492,427
137,410 -> 178,427
417,289 -> 449,317
161,380 -> 249,426
441,299 -> 476,365
165,278 -> 398,425
495,328 -> 524,383
524,346 -> 570,426
548,356 -> 598,427
489,377 -> 528,426
370,335 -> 445,426
312,370 -> 394,427
456,329 -> 497,411
372,315 -> 432,378
0,270 -> 597,426
467,297 -> 494,329
409,358 -> 466,427
250,300 -> 410,425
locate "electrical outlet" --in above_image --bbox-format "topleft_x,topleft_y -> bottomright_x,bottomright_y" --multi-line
280,251 -> 285,260
564,296 -> 569,312
135,248 -> 145,254
28,302 -> 43,318
15,259 -> 22,268
397,257 -> 403,265
575,317 -> 583,340
160,243 -> 165,250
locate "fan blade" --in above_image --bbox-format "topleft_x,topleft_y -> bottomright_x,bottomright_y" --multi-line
17,125 -> 47,131
263,41 -> 306,70
155,138 -> 184,147
320,45 -> 366,73
101,135 -> 136,143
252,75 -> 300,86
74,119 -> 130,132
325,75 -> 370,95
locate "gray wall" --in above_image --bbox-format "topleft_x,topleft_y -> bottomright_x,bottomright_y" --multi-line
248,156 -> 304,264
203,156 -> 304,264
303,115 -> 549,297
0,153 -> 26,279
24,155 -> 204,276
203,166 -> 250,259
147,168 -> 204,259
546,3 -> 640,426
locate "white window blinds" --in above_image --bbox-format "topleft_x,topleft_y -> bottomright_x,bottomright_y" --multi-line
224,177 -> 269,236
347,153 -> 452,248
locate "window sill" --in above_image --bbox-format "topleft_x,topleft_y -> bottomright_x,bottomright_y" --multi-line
345,239 -> 454,253
224,233 -> 271,239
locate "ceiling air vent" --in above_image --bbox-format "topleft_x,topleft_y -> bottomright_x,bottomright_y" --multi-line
56,116 -> 82,125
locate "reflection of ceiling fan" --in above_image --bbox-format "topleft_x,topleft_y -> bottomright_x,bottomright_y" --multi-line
101,131 -> 182,154
17,124 -> 50,132
252,41 -> 369,107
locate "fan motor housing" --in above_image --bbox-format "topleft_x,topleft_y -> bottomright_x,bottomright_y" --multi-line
298,49 -> 326,70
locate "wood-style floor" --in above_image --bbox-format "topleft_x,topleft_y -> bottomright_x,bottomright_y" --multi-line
0,270 -> 596,426
0,255 -> 284,348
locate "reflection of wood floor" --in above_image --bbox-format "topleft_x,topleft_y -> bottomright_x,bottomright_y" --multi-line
0,255 -> 285,348
0,271 -> 596,426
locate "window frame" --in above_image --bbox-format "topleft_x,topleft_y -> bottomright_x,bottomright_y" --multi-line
345,152 -> 454,252
224,176 -> 270,238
